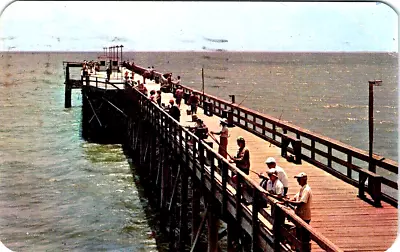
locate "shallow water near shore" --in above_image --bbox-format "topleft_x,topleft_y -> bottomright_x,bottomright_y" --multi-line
0,51 -> 397,251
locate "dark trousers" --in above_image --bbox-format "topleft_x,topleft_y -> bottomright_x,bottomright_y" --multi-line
190,103 -> 197,114
284,187 -> 288,196
296,219 -> 311,250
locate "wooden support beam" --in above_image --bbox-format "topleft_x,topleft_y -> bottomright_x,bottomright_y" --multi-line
179,167 -> 189,251
169,166 -> 181,212
64,65 -> 71,108
84,93 -> 102,127
251,189 -> 260,251
207,207 -> 219,252
101,97 -> 128,118
191,179 -> 201,247
190,207 -> 208,252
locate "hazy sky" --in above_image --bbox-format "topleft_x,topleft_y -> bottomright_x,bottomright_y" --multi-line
0,1 -> 398,52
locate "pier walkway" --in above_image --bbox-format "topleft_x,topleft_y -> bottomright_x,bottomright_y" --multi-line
64,61 -> 398,251
131,71 -> 397,252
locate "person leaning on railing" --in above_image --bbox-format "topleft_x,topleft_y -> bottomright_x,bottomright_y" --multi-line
278,172 -> 312,249
136,80 -> 148,96
264,157 -> 289,196
263,169 -> 284,198
229,136 -> 250,175
186,118 -> 208,140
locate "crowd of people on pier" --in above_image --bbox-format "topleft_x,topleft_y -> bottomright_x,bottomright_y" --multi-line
113,62 -> 313,248
81,60 -> 101,77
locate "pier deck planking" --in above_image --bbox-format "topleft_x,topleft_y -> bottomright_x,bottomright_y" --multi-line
94,68 -> 398,251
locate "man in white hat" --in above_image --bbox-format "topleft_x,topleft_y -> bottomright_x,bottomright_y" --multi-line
264,157 -> 289,196
281,172 -> 312,246
211,118 -> 229,158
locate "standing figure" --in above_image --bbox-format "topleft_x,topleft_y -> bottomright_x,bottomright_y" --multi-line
168,99 -> 181,122
211,118 -> 229,158
280,172 -> 312,249
156,90 -> 162,106
106,66 -> 112,82
188,92 -> 199,114
149,90 -> 156,103
175,85 -> 184,108
229,136 -> 250,175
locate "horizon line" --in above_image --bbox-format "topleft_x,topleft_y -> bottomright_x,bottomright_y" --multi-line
0,50 -> 398,54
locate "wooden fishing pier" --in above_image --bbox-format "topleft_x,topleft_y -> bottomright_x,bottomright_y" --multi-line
63,52 -> 398,251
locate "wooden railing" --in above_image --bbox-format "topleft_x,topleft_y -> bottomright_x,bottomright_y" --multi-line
165,83 -> 398,207
80,62 -> 398,206
132,89 -> 342,252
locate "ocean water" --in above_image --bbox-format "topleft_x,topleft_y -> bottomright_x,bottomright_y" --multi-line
0,52 -> 158,251
127,51 -> 398,161
0,51 -> 398,251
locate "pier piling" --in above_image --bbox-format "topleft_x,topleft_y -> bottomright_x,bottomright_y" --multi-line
64,65 -> 71,108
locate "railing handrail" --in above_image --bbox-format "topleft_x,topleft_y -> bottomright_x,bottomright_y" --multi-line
176,82 -> 397,171
131,86 -> 343,252
166,81 -> 398,205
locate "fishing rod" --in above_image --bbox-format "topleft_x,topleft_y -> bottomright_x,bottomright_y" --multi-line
208,132 -> 290,204
250,170 -> 268,179
208,133 -> 268,179
207,132 -> 235,160
237,85 -> 255,106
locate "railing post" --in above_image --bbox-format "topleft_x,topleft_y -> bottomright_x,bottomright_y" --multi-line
347,154 -> 352,179
235,174 -> 243,247
252,189 -> 260,251
311,140 -> 315,160
262,120 -> 266,136
64,65 -> 72,108
179,167 -> 189,251
327,146 -> 332,167
272,205 -> 285,251
358,173 -> 367,199
221,161 -> 228,216
371,176 -> 382,207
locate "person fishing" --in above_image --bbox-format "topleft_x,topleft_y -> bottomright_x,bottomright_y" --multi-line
229,136 -> 250,175
210,118 -> 229,159
187,118 -> 208,140
263,157 -> 289,196
263,168 -> 284,198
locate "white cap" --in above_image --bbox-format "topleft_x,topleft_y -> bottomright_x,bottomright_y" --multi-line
294,172 -> 307,178
265,157 -> 276,164
267,168 -> 278,177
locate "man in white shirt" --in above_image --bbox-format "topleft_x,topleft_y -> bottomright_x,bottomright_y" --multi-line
265,157 -> 289,196
265,169 -> 284,198
282,172 -> 312,247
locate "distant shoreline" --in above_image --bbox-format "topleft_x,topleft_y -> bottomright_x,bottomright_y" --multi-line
0,50 -> 398,54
